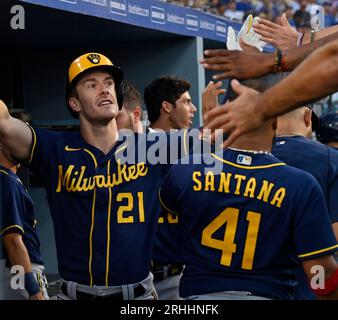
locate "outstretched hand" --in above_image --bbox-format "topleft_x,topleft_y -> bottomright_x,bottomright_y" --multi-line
204,80 -> 265,148
253,13 -> 298,50
202,80 -> 226,121
200,49 -> 273,81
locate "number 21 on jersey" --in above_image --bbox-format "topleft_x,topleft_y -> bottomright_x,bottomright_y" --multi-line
201,207 -> 261,270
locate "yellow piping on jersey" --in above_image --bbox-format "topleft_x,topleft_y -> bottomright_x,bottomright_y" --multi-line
65,146 -> 82,152
83,149 -> 98,169
105,159 -> 112,287
115,143 -> 128,157
298,244 -> 338,258
28,125 -> 37,164
158,189 -> 181,216
0,225 -> 24,235
211,153 -> 286,170
0,170 -> 9,175
88,188 -> 96,286
183,129 -> 188,156
64,146 -> 98,169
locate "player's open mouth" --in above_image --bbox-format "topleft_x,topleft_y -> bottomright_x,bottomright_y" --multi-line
98,99 -> 113,107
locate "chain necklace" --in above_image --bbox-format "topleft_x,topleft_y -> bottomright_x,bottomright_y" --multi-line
228,147 -> 272,156
275,133 -> 301,137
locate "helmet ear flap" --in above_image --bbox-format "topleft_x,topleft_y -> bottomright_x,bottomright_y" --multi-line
116,82 -> 124,111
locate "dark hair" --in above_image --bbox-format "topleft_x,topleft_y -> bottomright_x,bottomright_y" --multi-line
121,81 -> 142,112
144,76 -> 191,123
293,10 -> 311,29
10,111 -> 32,124
227,73 -> 287,102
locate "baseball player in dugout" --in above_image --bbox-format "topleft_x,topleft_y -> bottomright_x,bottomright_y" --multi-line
142,76 -> 197,299
115,81 -> 144,134
159,80 -> 338,300
0,113 -> 48,300
0,52 -> 203,300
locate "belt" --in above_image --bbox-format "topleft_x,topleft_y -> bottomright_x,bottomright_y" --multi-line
151,263 -> 184,282
60,282 -> 146,300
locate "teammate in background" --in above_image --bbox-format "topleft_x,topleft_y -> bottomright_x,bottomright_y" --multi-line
274,107 -> 338,239
0,113 -> 48,300
144,76 -> 197,132
116,81 -> 143,133
316,112 -> 338,150
273,106 -> 338,299
159,83 -> 338,300
143,76 -> 197,300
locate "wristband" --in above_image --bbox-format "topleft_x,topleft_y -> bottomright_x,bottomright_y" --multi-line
273,49 -> 283,73
310,268 -> 338,296
281,53 -> 289,72
24,272 -> 41,296
310,30 -> 315,43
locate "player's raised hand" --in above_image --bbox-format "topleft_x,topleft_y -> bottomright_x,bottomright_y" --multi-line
253,13 -> 298,50
201,81 -> 225,141
200,49 -> 274,80
202,81 -> 225,116
205,79 -> 265,148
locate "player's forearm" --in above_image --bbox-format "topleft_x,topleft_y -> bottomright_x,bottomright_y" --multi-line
333,222 -> 338,242
303,26 -> 338,45
259,40 -> 338,120
3,234 -> 33,272
284,30 -> 338,70
0,100 -> 33,162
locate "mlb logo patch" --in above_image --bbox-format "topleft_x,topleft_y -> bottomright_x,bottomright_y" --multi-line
237,154 -> 252,165
276,140 -> 286,145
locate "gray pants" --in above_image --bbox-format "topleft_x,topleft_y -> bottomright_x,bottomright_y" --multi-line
0,259 -> 49,300
154,274 -> 182,300
185,291 -> 272,300
57,272 -> 158,300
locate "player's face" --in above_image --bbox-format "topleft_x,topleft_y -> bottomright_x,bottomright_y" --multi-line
116,107 -> 134,131
169,91 -> 197,129
75,71 -> 119,122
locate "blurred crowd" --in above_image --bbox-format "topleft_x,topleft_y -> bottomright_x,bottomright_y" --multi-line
160,0 -> 338,28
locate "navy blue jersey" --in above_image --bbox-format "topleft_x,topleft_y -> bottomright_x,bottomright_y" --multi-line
152,208 -> 183,265
0,165 -> 43,265
273,135 -> 338,299
159,149 -> 338,299
273,136 -> 338,223
27,127 -> 197,286
152,135 -> 214,265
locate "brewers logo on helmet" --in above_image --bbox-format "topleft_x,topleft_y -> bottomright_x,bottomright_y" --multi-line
66,52 -> 124,118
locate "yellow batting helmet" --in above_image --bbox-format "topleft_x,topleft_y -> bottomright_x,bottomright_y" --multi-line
66,52 -> 124,118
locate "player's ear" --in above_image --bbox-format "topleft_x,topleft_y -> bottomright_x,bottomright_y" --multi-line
162,101 -> 173,114
133,106 -> 142,122
304,108 -> 312,128
68,97 -> 81,114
